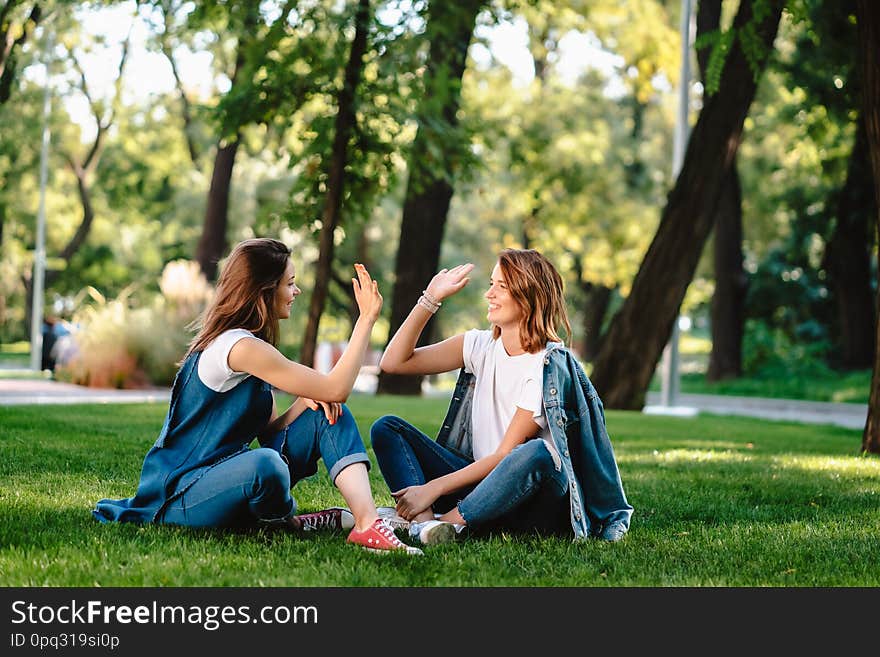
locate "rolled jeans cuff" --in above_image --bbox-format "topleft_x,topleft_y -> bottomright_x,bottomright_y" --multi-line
328,452 -> 371,484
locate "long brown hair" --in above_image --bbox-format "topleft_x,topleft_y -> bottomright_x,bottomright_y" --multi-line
492,248 -> 572,353
185,238 -> 291,357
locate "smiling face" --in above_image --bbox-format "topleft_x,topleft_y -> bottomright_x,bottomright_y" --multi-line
274,258 -> 301,320
485,262 -> 523,330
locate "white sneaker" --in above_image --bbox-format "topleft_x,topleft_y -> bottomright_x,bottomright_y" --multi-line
376,506 -> 410,531
409,519 -> 464,545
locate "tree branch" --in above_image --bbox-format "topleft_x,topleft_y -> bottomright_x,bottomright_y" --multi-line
158,0 -> 199,164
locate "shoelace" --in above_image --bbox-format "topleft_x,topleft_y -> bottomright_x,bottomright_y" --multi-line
301,511 -> 337,531
375,519 -> 403,546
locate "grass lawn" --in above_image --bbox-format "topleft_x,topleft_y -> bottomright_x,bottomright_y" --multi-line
1,394 -> 878,587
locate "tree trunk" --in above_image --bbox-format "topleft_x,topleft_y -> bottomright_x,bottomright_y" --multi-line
0,2 -> 41,105
196,137 -> 239,281
698,0 -> 747,382
194,5 -> 258,282
707,166 -> 747,380
299,0 -> 370,368
823,116 -> 876,370
581,282 -> 613,362
376,1 -> 483,396
856,0 -> 880,454
590,0 -> 785,409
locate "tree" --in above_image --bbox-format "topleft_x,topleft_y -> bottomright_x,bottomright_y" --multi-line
699,0 -> 747,381
1,0 -> 44,247
801,0 -> 876,371
148,0 -> 309,281
590,0 -> 786,409
299,0 -> 370,368
824,115 -> 876,370
376,0 -> 484,395
856,0 -> 880,454
192,2 -> 259,281
0,0 -> 42,106
21,19 -> 133,334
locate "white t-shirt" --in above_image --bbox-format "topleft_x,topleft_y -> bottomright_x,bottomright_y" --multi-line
197,328 -> 258,392
462,329 -> 551,461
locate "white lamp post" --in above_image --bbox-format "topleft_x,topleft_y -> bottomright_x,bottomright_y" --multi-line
29,40 -> 52,372
660,0 -> 694,408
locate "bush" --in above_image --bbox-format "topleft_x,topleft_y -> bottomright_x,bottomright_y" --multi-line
742,319 -> 834,380
55,261 -> 211,388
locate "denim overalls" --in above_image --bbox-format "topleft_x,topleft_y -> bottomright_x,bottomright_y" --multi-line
93,349 -> 370,528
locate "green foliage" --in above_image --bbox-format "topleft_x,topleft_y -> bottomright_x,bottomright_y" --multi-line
736,1 -> 870,373
741,318 -> 833,380
697,0 -> 785,95
451,0 -> 679,346
695,28 -> 734,96
745,246 -> 834,347
2,397 -> 879,586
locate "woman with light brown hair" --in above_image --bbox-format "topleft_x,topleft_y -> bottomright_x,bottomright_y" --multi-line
373,248 -> 633,546
94,237 -> 422,554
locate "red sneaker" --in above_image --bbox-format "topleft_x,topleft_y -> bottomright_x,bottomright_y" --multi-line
291,507 -> 355,532
347,518 -> 424,555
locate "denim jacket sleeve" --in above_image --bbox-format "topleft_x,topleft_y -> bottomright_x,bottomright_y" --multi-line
543,345 -> 633,541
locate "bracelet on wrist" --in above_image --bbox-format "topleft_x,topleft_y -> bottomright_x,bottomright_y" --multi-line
421,289 -> 442,307
416,295 -> 439,314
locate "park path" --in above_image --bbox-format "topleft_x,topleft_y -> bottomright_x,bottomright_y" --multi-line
0,373 -> 868,430
643,392 -> 867,430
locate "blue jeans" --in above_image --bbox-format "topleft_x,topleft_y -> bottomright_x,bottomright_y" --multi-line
161,405 -> 370,528
370,415 -> 570,534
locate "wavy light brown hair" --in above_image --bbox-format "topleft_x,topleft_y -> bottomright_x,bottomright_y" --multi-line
492,248 -> 572,354
185,238 -> 292,357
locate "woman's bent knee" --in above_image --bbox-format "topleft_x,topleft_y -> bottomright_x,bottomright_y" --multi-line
509,439 -> 556,473
251,448 -> 290,490
370,415 -> 403,448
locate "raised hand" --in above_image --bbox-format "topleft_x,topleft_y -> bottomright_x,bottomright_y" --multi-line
352,263 -> 383,322
425,263 -> 474,302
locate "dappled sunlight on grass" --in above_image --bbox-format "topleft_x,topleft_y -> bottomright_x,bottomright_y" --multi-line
627,448 -> 757,465
768,453 -> 880,477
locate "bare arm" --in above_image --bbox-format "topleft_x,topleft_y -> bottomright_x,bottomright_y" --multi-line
260,396 -> 341,440
380,263 -> 474,375
229,264 -> 382,402
393,407 -> 541,520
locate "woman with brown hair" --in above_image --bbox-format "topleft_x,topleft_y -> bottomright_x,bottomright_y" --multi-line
373,248 -> 632,546
94,238 -> 422,555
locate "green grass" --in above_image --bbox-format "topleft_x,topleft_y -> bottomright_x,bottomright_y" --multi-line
1,394 -> 878,586
649,370 -> 872,404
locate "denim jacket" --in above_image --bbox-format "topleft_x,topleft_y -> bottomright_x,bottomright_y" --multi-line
436,342 -> 633,541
